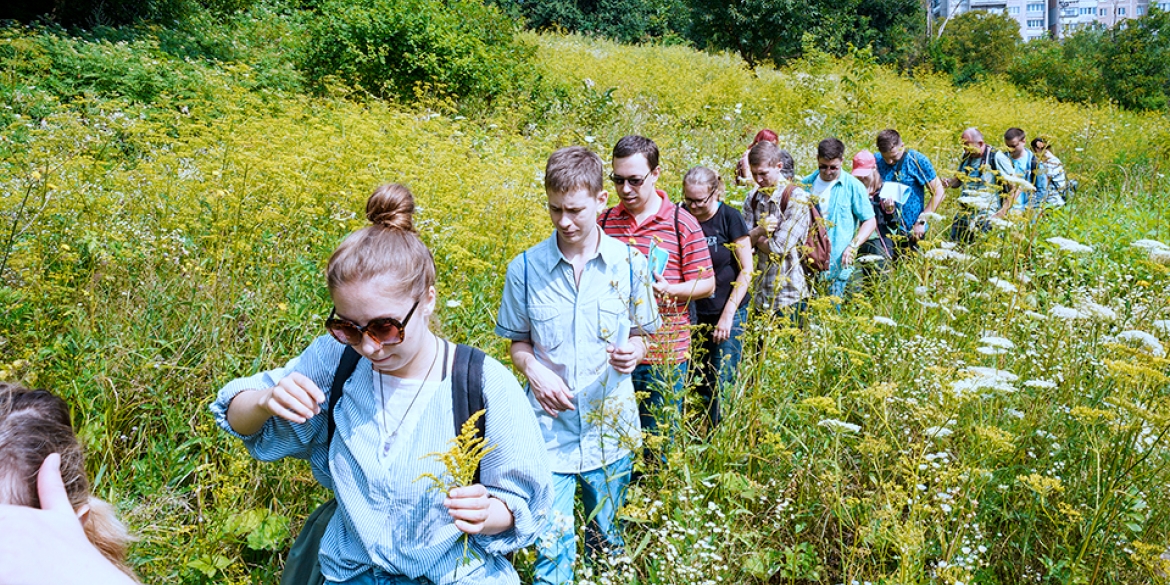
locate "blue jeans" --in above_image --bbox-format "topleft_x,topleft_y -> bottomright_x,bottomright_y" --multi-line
695,306 -> 747,427
534,455 -> 633,585
631,361 -> 688,437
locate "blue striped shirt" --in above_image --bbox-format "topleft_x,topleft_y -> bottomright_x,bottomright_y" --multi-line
210,336 -> 553,584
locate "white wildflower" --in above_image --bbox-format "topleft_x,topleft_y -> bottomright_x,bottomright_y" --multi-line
979,336 -> 1015,349
1023,379 -> 1057,389
445,299 -> 463,308
872,316 -> 897,327
855,254 -> 885,264
966,366 -> 1018,381
983,250 -> 1001,259
940,241 -> 958,250
1131,239 -> 1170,251
1050,305 -> 1082,320
1077,300 -> 1117,321
1151,249 -> 1170,265
924,426 -> 953,439
914,286 -> 931,297
1154,320 -> 1170,335
1114,330 -> 1166,357
1006,408 -> 1025,419
963,272 -> 980,282
977,346 -> 1007,355
584,135 -> 596,143
988,277 -> 1018,293
988,217 -> 1013,229
818,418 -> 861,433
1024,310 -> 1047,321
1046,237 -> 1094,254
925,248 -> 972,262
921,212 -> 945,222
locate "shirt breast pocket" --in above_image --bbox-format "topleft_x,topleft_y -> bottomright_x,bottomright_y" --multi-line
596,299 -> 627,343
530,305 -> 565,350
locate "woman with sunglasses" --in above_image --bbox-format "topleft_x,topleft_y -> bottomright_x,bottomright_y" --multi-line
210,184 -> 551,585
681,167 -> 752,428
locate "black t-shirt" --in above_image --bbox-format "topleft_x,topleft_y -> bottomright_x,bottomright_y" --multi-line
695,203 -> 751,316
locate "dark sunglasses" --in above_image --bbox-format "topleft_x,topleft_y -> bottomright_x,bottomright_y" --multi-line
610,170 -> 652,187
325,301 -> 419,346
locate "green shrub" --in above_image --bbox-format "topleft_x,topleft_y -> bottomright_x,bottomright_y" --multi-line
1008,31 -> 1107,105
298,0 -> 535,105
933,10 -> 1019,84
1100,5 -> 1170,111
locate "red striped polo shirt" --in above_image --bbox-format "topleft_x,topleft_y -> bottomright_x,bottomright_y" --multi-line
601,190 -> 713,365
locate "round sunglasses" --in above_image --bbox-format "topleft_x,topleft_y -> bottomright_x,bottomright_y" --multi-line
325,301 -> 419,346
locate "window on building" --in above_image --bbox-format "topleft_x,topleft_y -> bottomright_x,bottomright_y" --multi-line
1010,5 -> 1021,13
1137,5 -> 1145,13
1080,7 -> 1094,14
1027,18 -> 1045,26
1099,7 -> 1106,15
1118,6 -> 1126,14
1027,2 -> 1044,11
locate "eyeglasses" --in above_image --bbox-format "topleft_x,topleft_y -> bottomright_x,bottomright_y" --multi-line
325,301 -> 419,346
685,186 -> 717,207
610,170 -> 653,187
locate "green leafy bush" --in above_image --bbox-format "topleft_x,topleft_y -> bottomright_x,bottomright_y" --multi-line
1007,30 -> 1108,105
298,0 -> 535,105
933,10 -> 1019,84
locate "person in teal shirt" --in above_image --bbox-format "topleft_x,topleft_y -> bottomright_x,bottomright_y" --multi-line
802,138 -> 876,299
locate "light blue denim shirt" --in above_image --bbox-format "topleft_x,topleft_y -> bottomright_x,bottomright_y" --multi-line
495,231 -> 660,474
210,336 -> 552,585
801,171 -> 875,282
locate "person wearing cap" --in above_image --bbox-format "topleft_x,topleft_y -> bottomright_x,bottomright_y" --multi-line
850,150 -> 898,274
873,129 -> 945,247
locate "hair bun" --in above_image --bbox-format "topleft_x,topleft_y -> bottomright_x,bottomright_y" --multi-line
365,183 -> 416,231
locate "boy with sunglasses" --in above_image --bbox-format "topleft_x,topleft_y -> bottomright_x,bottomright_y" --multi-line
496,146 -> 660,585
599,135 -> 714,442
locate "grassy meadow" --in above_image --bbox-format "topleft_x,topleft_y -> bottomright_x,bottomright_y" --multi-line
3,24 -> 1170,584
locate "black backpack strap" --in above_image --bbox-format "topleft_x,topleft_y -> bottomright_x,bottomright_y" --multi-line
327,347 -> 361,445
673,203 -> 684,262
451,343 -> 487,485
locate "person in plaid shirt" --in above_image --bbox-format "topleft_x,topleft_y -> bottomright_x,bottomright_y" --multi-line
742,141 -> 811,326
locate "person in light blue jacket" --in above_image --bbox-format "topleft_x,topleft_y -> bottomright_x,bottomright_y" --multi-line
210,183 -> 552,585
802,138 -> 877,299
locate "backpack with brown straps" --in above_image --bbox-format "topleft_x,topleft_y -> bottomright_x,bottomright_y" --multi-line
778,184 -> 832,275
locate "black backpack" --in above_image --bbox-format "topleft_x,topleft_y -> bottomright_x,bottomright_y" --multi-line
280,343 -> 487,585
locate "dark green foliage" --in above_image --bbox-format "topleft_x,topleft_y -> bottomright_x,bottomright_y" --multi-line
1008,29 -> 1107,104
1100,6 -> 1170,110
503,0 -> 689,44
1,0 -> 200,27
298,0 -> 534,104
933,10 -> 1019,84
688,0 -> 924,69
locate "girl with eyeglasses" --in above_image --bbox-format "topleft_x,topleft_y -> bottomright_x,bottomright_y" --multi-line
211,184 -> 551,585
681,167 -> 752,428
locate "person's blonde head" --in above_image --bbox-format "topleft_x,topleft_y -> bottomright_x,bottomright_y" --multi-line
0,382 -> 136,580
682,166 -> 725,200
326,184 -> 436,300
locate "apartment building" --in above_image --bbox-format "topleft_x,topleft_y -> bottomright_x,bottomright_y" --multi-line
933,0 -> 1156,39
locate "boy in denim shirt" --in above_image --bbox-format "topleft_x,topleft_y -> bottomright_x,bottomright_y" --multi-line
496,146 -> 659,585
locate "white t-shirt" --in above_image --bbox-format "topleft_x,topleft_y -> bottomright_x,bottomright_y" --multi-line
811,175 -> 838,213
375,370 -> 443,455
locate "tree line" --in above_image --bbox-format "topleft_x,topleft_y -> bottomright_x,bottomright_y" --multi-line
2,0 -> 1168,111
